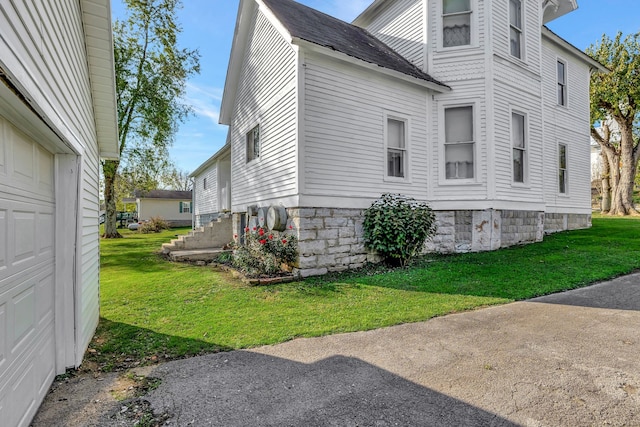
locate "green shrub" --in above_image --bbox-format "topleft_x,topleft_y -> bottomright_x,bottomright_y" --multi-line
139,216 -> 170,233
363,193 -> 437,267
232,227 -> 298,277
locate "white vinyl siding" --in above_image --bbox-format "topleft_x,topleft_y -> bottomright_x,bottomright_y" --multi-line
0,0 -> 102,372
302,52 -> 429,204
541,39 -> 592,212
362,0 -> 425,69
492,0 -> 539,67
230,8 -> 298,211
195,164 -> 219,219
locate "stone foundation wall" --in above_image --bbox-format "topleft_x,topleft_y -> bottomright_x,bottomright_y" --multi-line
500,210 -> 545,247
232,207 -> 591,278
544,213 -> 591,234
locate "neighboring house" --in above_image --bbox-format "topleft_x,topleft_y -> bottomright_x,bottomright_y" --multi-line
0,0 -> 118,425
190,140 -> 231,227
201,0 -> 607,277
133,190 -> 193,227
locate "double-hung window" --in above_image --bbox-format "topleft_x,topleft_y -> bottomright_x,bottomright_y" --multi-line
387,118 -> 407,179
512,112 -> 526,183
509,0 -> 523,59
179,201 -> 192,214
558,144 -> 568,193
443,0 -> 472,48
444,106 -> 475,180
557,60 -> 567,106
246,125 -> 260,163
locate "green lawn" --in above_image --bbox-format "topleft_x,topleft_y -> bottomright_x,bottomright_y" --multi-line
90,216 -> 640,371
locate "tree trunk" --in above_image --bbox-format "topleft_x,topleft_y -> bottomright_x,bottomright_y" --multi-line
103,159 -> 123,238
609,124 -> 640,216
600,151 -> 611,212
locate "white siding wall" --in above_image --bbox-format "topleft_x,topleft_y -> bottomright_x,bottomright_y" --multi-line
194,164 -> 219,217
363,0 -> 426,70
139,199 -> 192,222
541,40 -> 592,213
0,0 -> 101,366
489,0 -> 545,206
301,52 -> 430,206
230,8 -> 298,211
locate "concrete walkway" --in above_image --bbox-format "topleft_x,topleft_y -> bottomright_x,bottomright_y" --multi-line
35,274 -> 640,426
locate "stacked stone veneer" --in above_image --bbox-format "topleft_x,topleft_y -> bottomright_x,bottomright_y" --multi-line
232,207 -> 591,278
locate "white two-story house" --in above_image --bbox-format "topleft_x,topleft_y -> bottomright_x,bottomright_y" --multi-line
195,0 -> 606,277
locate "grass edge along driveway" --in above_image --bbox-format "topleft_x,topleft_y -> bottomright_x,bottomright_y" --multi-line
90,216 -> 640,371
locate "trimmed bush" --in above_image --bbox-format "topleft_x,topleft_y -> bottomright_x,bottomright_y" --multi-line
363,193 -> 437,266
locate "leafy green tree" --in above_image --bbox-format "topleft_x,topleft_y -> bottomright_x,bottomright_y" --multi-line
588,32 -> 640,215
103,0 -> 199,237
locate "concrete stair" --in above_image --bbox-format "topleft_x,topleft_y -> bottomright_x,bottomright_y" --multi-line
162,215 -> 233,262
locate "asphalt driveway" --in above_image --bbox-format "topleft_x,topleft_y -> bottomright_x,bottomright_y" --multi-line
34,273 -> 640,426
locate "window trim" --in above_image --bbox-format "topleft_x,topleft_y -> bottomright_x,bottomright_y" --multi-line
179,201 -> 192,214
558,143 -> 568,194
203,177 -> 208,190
441,102 -> 477,183
384,113 -> 411,183
509,0 -> 524,60
246,124 -> 261,164
438,0 -> 477,51
557,58 -> 568,107
511,109 -> 528,185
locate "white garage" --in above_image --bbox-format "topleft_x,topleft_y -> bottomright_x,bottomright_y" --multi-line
0,0 -> 118,425
0,116 -> 57,426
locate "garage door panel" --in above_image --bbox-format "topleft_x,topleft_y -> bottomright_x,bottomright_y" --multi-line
1,114 -> 56,426
0,209 -> 5,271
38,212 -> 54,256
13,210 -> 36,264
0,302 -> 5,369
11,132 -> 35,184
13,285 -> 36,352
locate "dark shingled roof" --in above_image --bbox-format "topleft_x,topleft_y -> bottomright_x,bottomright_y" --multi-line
261,0 -> 448,89
133,190 -> 192,200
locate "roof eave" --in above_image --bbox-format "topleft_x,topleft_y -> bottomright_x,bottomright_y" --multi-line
292,38 -> 450,93
190,141 -> 231,177
541,26 -> 609,73
220,0 -> 255,125
352,0 -> 391,27
80,0 -> 119,159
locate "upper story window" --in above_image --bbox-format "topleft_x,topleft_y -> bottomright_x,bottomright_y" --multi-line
445,105 -> 475,180
386,117 -> 407,179
443,0 -> 471,48
558,143 -> 568,193
509,0 -> 523,59
203,177 -> 208,190
246,125 -> 260,163
557,60 -> 567,106
512,112 -> 526,183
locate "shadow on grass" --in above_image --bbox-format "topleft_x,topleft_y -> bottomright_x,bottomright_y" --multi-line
87,318 -> 232,371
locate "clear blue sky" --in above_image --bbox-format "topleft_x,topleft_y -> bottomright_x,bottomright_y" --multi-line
110,0 -> 640,173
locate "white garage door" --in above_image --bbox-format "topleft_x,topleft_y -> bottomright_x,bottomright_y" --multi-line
0,116 -> 57,427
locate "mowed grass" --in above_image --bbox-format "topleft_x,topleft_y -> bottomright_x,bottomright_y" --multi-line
91,216 -> 640,370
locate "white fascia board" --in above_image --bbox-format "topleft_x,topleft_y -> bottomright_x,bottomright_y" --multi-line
352,0 -> 391,27
190,142 -> 231,177
220,0 -> 260,125
81,0 -> 119,159
541,27 -> 609,73
292,38 -> 450,93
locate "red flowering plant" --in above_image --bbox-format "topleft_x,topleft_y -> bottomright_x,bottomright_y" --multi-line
231,225 -> 298,277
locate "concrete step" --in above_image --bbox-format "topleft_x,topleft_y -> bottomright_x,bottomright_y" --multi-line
169,248 -> 230,263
